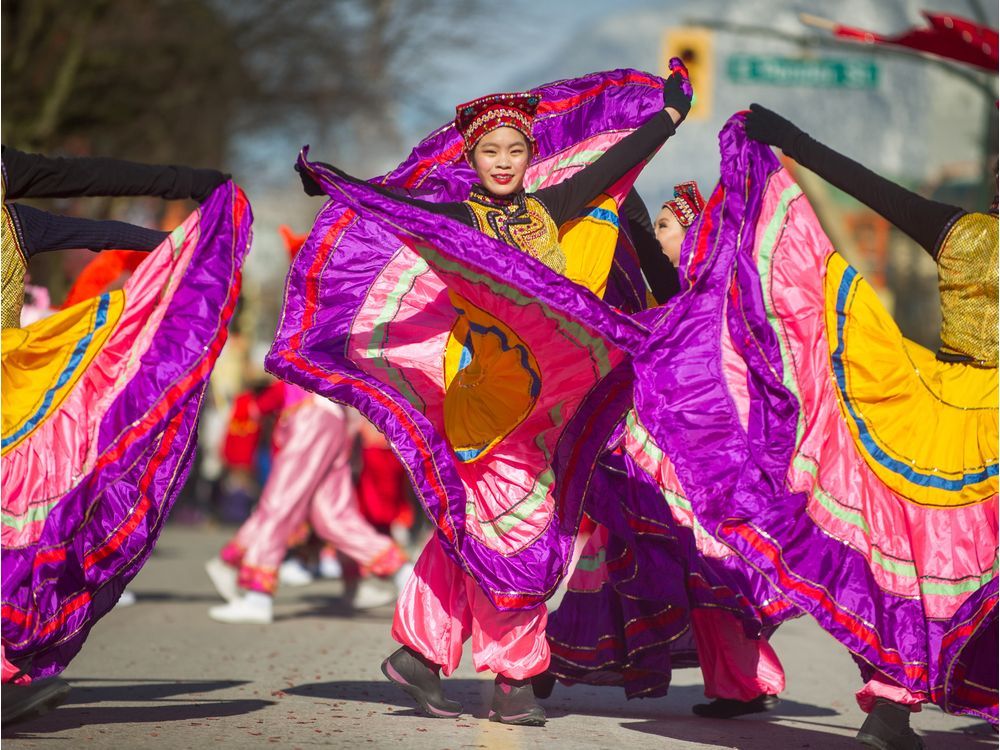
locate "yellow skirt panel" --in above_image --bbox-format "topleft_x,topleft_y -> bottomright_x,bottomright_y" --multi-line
823,253 -> 997,508
2,291 -> 125,453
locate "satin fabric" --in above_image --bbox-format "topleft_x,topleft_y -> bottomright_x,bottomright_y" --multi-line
857,673 -> 929,713
392,534 -> 549,679
546,444 -> 792,699
221,391 -> 400,594
1,184 -> 251,679
632,115 -> 997,722
457,112 -> 995,718
821,252 -> 997,509
266,69 -> 663,611
690,609 -> 784,702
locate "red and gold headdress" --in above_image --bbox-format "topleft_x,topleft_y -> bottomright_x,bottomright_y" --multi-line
454,92 -> 541,152
662,181 -> 706,228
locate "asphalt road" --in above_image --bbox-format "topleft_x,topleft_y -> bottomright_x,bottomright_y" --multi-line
3,524 -> 996,750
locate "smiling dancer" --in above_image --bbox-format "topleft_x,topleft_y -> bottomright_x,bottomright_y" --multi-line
271,63 -> 693,726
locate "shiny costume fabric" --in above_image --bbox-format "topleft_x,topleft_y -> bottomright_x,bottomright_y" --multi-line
1,204 -> 27,330
629,116 -> 997,721
936,212 -> 999,366
392,534 -> 550,680
1,184 -> 251,679
546,438 -> 791,700
266,69 -> 664,612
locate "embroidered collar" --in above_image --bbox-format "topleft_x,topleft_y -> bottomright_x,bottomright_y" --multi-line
468,184 -> 526,206
467,185 -> 530,225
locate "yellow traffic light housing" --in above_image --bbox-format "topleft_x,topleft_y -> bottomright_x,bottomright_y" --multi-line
663,27 -> 714,120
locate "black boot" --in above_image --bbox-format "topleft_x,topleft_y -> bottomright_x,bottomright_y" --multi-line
1,677 -> 71,727
380,647 -> 461,718
531,670 -> 556,700
490,675 -> 546,726
856,699 -> 925,750
692,693 -> 779,719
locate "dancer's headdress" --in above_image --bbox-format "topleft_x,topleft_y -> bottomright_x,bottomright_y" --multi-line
455,92 -> 540,152
662,181 -> 706,228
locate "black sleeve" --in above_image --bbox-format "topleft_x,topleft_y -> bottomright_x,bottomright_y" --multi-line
533,110 -> 676,226
298,159 -> 472,226
620,189 -> 680,304
784,133 -> 964,258
2,145 -> 228,202
11,203 -> 168,258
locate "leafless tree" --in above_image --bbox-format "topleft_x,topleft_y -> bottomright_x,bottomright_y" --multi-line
2,0 -> 482,166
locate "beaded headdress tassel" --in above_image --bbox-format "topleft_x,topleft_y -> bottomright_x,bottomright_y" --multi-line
454,92 -> 541,152
663,181 -> 706,228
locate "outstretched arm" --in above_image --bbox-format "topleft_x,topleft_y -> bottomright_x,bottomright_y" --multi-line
296,160 -> 473,226
533,69 -> 692,227
2,146 -> 228,203
744,104 -> 963,258
11,203 -> 168,258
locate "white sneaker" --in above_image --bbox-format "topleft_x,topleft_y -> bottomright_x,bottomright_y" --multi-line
392,562 -> 415,591
279,558 -> 314,587
389,522 -> 412,548
114,589 -> 137,608
205,557 -> 240,603
208,592 -> 273,624
347,579 -> 398,610
318,554 -> 343,580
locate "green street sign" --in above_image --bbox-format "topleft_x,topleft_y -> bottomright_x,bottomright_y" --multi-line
727,55 -> 878,88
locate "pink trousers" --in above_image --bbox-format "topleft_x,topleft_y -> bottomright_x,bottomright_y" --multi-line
392,534 -> 549,680
221,398 -> 401,594
856,675 -> 925,713
692,609 -> 922,710
2,646 -> 28,684
691,608 -> 785,701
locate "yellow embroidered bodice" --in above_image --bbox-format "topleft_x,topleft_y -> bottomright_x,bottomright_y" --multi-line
463,188 -> 567,275
936,212 -> 999,367
2,203 -> 26,330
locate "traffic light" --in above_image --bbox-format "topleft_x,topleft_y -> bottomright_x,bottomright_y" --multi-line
663,27 -> 714,120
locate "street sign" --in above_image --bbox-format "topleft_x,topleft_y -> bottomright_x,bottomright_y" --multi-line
727,55 -> 878,88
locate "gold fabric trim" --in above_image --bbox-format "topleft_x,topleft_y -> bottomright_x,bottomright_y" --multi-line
2,204 -> 27,330
937,212 -> 999,366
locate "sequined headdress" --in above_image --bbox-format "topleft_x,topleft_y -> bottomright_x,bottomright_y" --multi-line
662,181 -> 706,228
455,92 -> 541,152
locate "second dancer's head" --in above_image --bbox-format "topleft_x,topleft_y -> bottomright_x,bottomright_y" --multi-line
656,181 -> 706,266
455,92 -> 540,197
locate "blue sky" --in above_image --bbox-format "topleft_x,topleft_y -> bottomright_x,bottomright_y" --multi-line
424,0 -> 655,106
238,0 -> 997,283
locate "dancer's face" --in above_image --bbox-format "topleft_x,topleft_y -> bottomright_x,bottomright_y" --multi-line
655,207 -> 687,267
470,127 -> 531,196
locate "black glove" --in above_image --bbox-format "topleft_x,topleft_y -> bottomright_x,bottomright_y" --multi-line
190,169 -> 231,203
744,103 -> 803,154
295,161 -> 325,197
662,65 -> 693,122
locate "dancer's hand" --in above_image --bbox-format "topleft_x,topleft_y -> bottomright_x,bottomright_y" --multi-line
663,57 -> 693,125
191,169 -> 231,203
295,162 -> 325,196
744,104 -> 802,152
